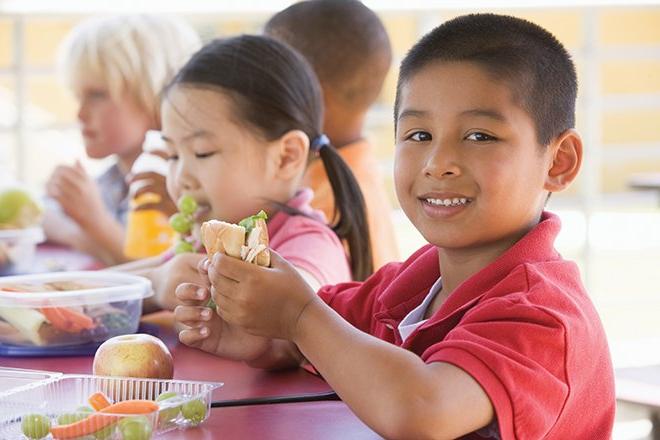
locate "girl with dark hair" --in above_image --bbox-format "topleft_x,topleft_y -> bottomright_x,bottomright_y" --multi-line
136,35 -> 372,312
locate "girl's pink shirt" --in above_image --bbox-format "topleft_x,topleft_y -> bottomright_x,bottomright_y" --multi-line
267,188 -> 351,286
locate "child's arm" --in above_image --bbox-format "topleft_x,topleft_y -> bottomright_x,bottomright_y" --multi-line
208,251 -> 494,439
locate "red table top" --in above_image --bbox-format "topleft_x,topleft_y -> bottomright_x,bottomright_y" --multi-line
0,324 -> 380,439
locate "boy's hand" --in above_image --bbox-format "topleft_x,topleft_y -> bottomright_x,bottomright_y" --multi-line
174,283 -> 272,361
46,161 -> 106,228
207,250 -> 320,341
150,253 -> 206,310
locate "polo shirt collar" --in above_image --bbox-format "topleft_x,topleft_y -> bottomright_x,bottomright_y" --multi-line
377,211 -> 562,321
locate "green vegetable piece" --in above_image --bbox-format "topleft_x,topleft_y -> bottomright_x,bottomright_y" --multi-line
181,399 -> 207,425
238,210 -> 268,234
21,413 -> 51,440
174,240 -> 194,254
206,298 -> 216,309
169,212 -> 193,234
177,195 -> 198,216
156,391 -> 181,426
118,415 -> 152,440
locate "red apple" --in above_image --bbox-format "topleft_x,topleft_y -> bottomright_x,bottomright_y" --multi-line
93,334 -> 174,380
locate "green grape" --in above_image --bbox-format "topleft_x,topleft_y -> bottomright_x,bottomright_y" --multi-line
118,416 -> 152,440
57,412 -> 85,425
76,406 -> 94,413
181,399 -> 207,425
177,195 -> 198,216
93,423 -> 115,440
169,213 -> 193,234
156,391 -> 181,426
174,240 -> 194,254
21,414 -> 51,439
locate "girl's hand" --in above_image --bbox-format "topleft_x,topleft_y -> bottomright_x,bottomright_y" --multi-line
207,251 -> 321,341
174,283 -> 271,361
149,253 -> 206,310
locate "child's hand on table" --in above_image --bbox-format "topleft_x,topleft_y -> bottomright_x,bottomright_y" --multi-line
207,250 -> 320,341
174,281 -> 271,362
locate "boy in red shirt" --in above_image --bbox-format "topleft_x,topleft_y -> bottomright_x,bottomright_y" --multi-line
175,13 -> 615,439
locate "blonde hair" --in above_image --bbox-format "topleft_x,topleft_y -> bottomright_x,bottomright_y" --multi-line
58,15 -> 201,124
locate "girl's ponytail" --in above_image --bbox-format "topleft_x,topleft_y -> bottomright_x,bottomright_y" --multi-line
312,135 -> 373,281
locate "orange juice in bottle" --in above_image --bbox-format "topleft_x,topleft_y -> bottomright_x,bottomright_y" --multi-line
123,131 -> 175,259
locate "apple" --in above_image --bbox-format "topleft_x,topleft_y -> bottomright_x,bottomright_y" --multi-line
93,334 -> 174,380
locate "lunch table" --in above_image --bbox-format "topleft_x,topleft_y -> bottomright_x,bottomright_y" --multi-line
0,321 -> 380,439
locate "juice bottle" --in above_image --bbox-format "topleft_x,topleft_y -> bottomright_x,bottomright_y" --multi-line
123,131 -> 175,259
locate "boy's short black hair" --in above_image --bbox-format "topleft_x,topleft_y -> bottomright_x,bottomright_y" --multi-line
395,13 -> 577,146
265,0 -> 392,111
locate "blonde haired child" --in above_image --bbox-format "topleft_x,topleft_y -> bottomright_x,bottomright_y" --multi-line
44,15 -> 200,265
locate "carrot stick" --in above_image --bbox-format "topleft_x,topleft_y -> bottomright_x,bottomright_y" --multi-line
40,307 -> 95,333
50,400 -> 158,439
88,392 -> 112,411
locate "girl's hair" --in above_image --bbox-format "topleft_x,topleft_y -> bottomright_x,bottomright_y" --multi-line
165,35 -> 373,280
58,14 -> 201,125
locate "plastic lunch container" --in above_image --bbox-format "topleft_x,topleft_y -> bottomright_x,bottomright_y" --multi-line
0,373 -> 222,439
0,227 -> 45,276
0,271 -> 152,347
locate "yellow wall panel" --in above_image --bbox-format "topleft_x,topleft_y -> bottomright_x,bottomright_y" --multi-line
602,60 -> 660,94
504,10 -> 583,48
600,9 -> 660,45
602,110 -> 660,144
602,159 -> 660,192
25,19 -> 76,67
381,14 -> 418,58
0,19 -> 12,69
27,76 -> 77,125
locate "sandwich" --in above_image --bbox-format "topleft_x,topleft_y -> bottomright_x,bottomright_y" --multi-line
200,210 -> 270,267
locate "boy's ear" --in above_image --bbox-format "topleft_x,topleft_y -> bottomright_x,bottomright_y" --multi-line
544,129 -> 583,193
272,129 -> 309,180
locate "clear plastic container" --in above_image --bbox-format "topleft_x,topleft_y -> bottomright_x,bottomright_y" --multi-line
0,368 -> 62,396
0,271 -> 152,347
0,227 -> 45,276
0,373 -> 222,439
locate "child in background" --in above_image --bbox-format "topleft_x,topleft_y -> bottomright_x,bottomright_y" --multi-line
264,0 -> 400,269
43,15 -> 200,265
134,35 -> 371,312
177,14 -> 615,439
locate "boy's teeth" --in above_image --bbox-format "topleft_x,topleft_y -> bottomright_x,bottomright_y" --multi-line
425,197 -> 470,207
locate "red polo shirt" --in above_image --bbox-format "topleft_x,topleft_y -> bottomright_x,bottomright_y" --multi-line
318,212 -> 615,439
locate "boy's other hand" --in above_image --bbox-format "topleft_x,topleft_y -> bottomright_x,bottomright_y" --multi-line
175,282 -> 271,361
208,250 -> 320,341
126,171 -> 177,216
46,161 -> 106,228
150,252 -> 205,310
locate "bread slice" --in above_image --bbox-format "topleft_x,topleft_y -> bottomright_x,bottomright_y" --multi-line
200,220 -> 245,259
200,216 -> 270,267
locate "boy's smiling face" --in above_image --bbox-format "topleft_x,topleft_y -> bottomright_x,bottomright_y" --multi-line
394,61 -> 554,252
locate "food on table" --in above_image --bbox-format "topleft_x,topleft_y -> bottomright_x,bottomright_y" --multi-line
118,415 -> 152,440
49,399 -> 159,439
0,188 -> 42,230
156,391 -> 182,426
181,398 -> 207,425
93,334 -> 174,380
0,280 -> 138,346
89,392 -> 112,411
21,413 -> 51,439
